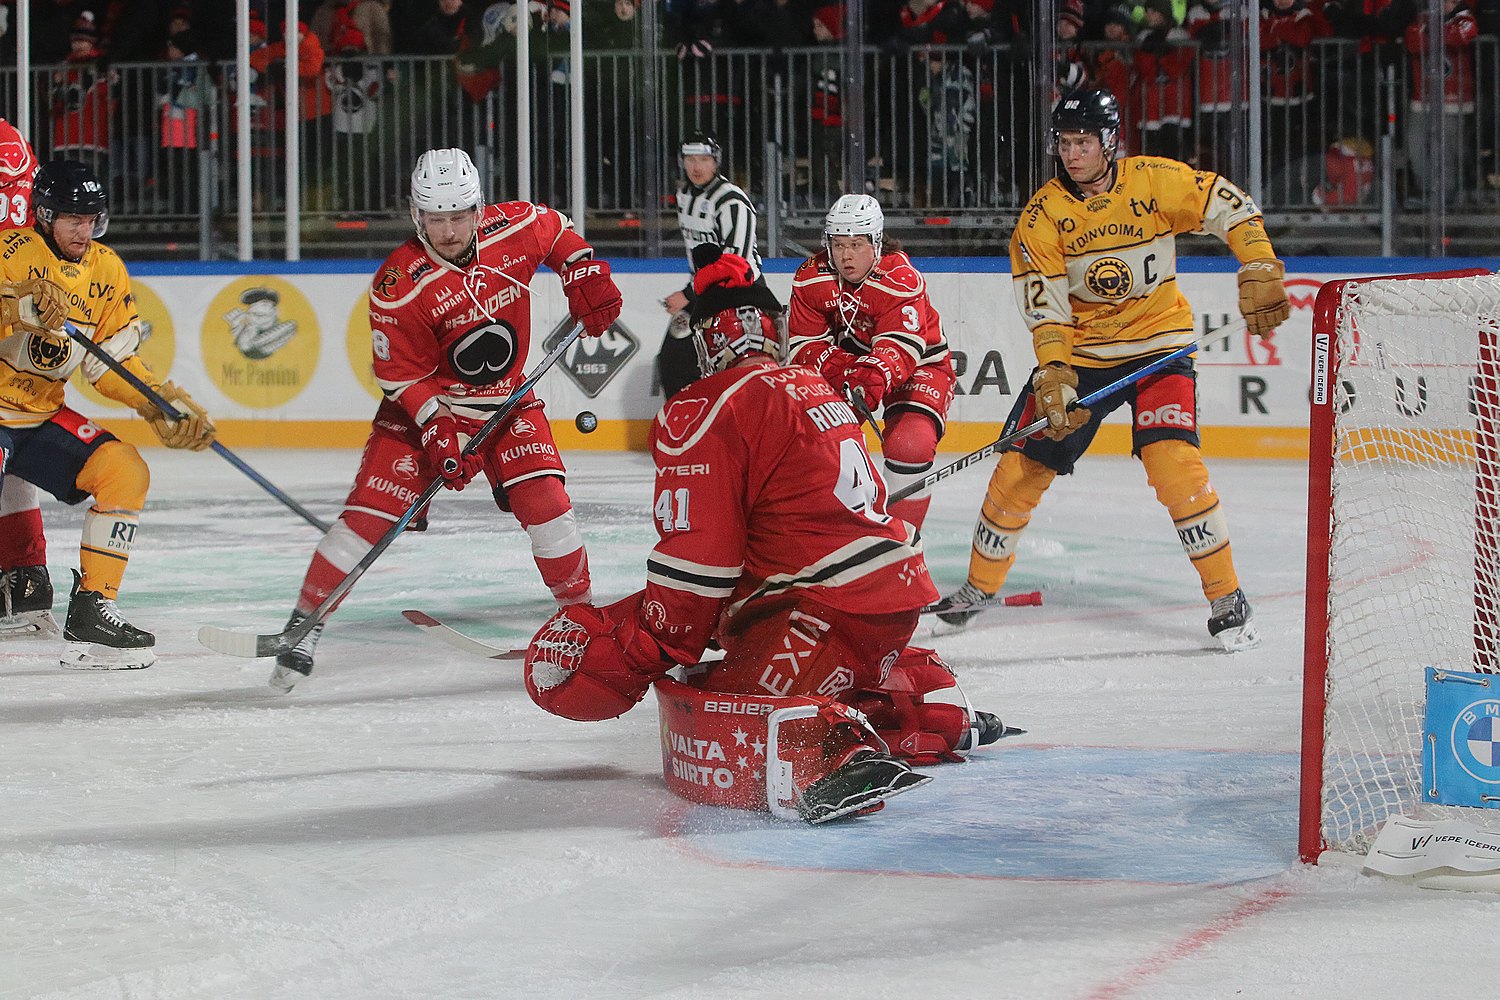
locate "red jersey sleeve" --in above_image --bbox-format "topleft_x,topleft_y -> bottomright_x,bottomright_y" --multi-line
859,253 -> 942,384
643,386 -> 754,664
368,245 -> 448,425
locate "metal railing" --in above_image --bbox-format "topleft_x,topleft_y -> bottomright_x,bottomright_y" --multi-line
3,38 -> 1497,258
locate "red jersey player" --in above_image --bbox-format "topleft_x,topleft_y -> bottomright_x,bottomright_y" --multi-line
522,249 -> 1008,824
785,194 -> 955,530
0,118 -> 53,638
269,147 -> 623,692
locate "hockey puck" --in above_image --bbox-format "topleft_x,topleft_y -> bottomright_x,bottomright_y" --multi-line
575,411 -> 598,434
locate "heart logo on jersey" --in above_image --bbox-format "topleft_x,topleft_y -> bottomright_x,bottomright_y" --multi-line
661,397 -> 709,443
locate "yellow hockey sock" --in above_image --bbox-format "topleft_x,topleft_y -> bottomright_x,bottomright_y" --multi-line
74,442 -> 150,599
1141,440 -> 1240,601
965,452 -> 1055,594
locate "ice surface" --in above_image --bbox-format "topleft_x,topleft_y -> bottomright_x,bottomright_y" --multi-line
4,449 -> 1495,999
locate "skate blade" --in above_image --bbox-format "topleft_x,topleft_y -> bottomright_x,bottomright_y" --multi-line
268,663 -> 306,693
0,611 -> 61,640
1215,620 -> 1262,653
801,771 -> 933,825
60,640 -> 156,670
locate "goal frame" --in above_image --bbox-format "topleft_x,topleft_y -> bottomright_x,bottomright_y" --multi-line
1300,267 -> 1495,864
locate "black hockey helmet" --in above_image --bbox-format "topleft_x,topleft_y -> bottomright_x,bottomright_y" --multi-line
679,130 -> 722,167
1047,88 -> 1121,160
34,158 -> 109,238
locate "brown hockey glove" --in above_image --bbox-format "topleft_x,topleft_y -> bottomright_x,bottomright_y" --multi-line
1237,258 -> 1290,339
1031,363 -> 1091,441
0,278 -> 69,338
135,381 -> 217,451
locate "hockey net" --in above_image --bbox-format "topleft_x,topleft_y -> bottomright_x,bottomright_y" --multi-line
1302,268 -> 1500,861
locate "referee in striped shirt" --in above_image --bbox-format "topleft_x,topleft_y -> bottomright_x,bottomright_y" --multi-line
658,132 -> 767,398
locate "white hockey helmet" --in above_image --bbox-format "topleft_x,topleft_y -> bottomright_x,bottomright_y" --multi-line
409,148 -> 483,230
822,193 -> 884,256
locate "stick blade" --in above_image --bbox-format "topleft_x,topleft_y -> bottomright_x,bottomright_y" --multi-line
401,609 -> 527,661
197,625 -> 285,658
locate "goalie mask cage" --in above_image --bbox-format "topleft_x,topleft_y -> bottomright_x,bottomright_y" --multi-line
1302,267 -> 1500,863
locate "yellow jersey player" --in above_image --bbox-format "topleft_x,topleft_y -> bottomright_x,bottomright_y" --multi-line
0,159 -> 216,669
937,89 -> 1289,651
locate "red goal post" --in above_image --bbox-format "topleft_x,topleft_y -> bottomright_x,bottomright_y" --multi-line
1301,267 -> 1500,863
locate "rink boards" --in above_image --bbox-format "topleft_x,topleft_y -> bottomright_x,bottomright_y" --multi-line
96,255 -> 1500,459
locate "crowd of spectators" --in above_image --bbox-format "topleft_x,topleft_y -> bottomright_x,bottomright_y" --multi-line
2,0 -> 1499,214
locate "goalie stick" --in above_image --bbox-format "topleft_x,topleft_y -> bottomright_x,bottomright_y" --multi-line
889,343 -> 1199,505
921,589 -> 1042,616
63,321 -> 333,533
402,609 -> 526,660
198,322 -> 586,659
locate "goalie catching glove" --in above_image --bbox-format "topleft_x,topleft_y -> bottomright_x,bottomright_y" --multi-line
1236,258 -> 1290,338
0,278 -> 68,338
1031,363 -> 1090,441
560,258 -> 623,338
135,381 -> 216,451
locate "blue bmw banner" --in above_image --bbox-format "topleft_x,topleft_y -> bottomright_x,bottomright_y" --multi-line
1424,667 -> 1500,808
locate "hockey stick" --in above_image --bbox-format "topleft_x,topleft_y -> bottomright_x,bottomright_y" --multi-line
920,589 -> 1043,616
198,322 -> 586,659
62,321 -> 333,533
889,343 -> 1199,505
847,392 -> 884,443
401,609 -> 526,660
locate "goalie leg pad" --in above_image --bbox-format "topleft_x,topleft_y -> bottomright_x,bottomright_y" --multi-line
707,595 -> 921,701
654,675 -> 908,820
850,646 -> 984,764
1140,439 -> 1240,601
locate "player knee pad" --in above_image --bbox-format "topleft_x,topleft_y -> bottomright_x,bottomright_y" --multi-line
972,452 -> 1054,564
76,441 -> 150,511
506,474 -> 572,527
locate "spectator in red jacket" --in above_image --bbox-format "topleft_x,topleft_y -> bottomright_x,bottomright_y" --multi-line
1261,0 -> 1331,185
1403,0 -> 1479,206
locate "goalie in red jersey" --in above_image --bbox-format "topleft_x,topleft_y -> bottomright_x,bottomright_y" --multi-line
523,246 -> 1010,825
268,147 -> 623,693
785,194 -> 956,531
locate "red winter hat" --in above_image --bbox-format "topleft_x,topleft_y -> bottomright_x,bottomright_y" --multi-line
71,12 -> 100,42
248,15 -> 268,38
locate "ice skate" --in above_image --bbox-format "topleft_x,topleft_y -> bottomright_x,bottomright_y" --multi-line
0,565 -> 60,639
1208,588 -> 1260,652
269,612 -> 324,693
932,582 -> 992,628
955,710 -> 1019,751
61,571 -> 155,670
796,750 -> 931,824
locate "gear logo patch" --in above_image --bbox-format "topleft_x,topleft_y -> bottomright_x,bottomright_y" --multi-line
1084,257 -> 1133,300
544,315 -> 638,398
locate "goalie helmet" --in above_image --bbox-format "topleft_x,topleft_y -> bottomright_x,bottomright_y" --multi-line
1047,87 -> 1121,160
34,158 -> 108,238
688,244 -> 784,378
409,147 -> 482,230
822,193 -> 884,257
679,131 -> 722,167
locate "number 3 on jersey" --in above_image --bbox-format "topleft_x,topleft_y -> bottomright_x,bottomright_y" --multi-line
834,438 -> 891,524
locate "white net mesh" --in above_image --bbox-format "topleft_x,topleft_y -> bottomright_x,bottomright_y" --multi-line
1312,270 -> 1500,856
526,612 -> 592,691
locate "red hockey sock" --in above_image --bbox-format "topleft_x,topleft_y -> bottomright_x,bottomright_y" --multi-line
509,476 -> 592,605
